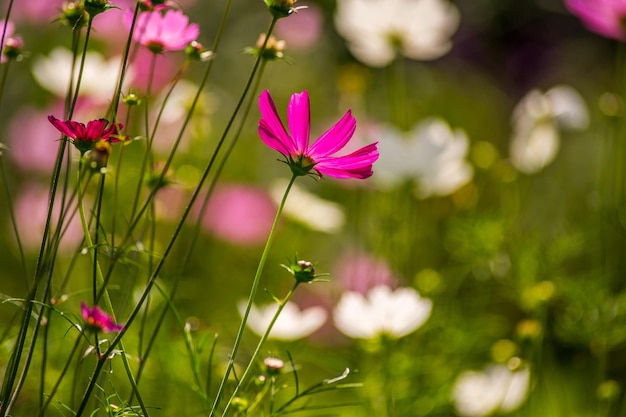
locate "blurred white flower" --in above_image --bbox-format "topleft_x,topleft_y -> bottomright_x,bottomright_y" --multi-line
509,85 -> 589,174
238,301 -> 327,341
270,179 -> 345,233
451,364 -> 530,417
333,285 -> 432,339
32,47 -> 134,102
375,119 -> 473,198
334,0 -> 460,67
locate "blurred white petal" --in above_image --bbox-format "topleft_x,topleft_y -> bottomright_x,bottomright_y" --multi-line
333,285 -> 432,339
239,301 -> 327,341
452,365 -> 530,417
334,0 -> 460,67
375,119 -> 473,197
270,180 -> 345,233
509,85 -> 588,174
32,47 -> 133,102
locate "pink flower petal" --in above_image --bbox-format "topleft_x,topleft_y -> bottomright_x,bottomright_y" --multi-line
287,91 -> 311,155
308,110 -> 356,157
259,90 -> 295,154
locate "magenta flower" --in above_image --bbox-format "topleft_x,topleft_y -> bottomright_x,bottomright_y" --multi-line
126,9 -> 199,54
258,90 -> 379,179
48,115 -> 125,154
81,302 -> 124,333
565,0 -> 626,40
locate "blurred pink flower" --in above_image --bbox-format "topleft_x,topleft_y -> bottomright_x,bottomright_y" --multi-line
565,0 -> 626,40
258,90 -> 379,179
333,250 -> 397,294
48,116 -> 126,154
126,9 -> 199,53
275,2 -> 323,50
198,184 -> 276,246
12,183 -> 84,252
129,48 -> 178,93
9,2 -> 58,23
8,107 -> 61,173
81,302 -> 124,333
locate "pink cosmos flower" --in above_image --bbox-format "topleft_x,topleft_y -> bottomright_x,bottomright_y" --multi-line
258,90 -> 379,179
126,9 -> 199,53
565,0 -> 626,40
81,302 -> 124,333
48,116 -> 125,154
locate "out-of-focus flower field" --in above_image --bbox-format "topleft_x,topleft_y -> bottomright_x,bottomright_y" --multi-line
1,0 -> 626,416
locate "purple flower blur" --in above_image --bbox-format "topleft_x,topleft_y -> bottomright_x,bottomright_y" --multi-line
81,302 -> 123,333
127,9 -> 199,53
258,90 -> 379,179
565,0 -> 626,40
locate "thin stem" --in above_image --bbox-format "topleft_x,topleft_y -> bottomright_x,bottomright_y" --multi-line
35,334 -> 83,417
129,52 -> 157,223
222,282 -> 300,417
208,174 -> 297,417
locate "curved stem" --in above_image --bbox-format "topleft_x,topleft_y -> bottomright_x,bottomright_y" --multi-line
222,282 -> 300,417
208,174 -> 297,417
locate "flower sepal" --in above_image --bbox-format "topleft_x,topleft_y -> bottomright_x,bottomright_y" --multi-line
264,0 -> 305,18
84,0 -> 117,17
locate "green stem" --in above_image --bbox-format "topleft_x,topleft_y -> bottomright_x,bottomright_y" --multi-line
222,282 -> 300,417
209,174 -> 297,417
35,334 -> 83,417
129,52 -> 157,223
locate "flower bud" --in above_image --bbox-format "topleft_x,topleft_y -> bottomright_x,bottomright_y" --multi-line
84,0 -> 112,17
282,258 -> 319,283
2,36 -> 24,61
231,397 -> 248,413
185,41 -> 213,62
60,1 -> 88,28
264,0 -> 298,18
249,34 -> 286,61
87,140 -> 112,170
263,357 -> 284,375
123,92 -> 142,106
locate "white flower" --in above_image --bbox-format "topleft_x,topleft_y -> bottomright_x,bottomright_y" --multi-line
509,85 -> 588,174
32,47 -> 133,102
333,285 -> 432,339
238,301 -> 327,341
451,365 -> 530,417
334,0 -> 460,67
375,119 -> 473,198
270,179 -> 345,234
